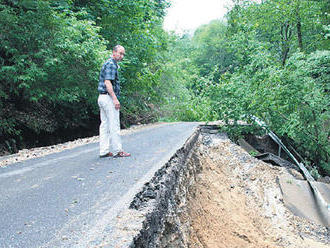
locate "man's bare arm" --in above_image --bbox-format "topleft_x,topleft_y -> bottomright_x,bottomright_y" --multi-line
104,79 -> 120,110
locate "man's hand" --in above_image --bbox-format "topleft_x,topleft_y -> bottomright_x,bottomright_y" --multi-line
104,80 -> 120,110
113,99 -> 120,110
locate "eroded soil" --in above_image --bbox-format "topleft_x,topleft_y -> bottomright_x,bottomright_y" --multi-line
185,133 -> 329,248
1,124 -> 329,248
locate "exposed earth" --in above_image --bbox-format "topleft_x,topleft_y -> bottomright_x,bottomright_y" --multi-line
1,122 -> 329,248
184,132 -> 329,248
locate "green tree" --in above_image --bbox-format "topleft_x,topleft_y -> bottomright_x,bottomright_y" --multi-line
167,1 -> 329,176
226,0 -> 328,65
0,0 -> 172,153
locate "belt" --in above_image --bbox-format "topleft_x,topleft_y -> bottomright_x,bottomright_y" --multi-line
99,92 -> 108,95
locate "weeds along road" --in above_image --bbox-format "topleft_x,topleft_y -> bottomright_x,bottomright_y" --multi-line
0,122 -> 199,248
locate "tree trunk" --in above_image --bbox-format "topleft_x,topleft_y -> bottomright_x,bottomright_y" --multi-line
297,20 -> 303,50
280,22 -> 292,66
296,1 -> 303,50
282,46 -> 290,66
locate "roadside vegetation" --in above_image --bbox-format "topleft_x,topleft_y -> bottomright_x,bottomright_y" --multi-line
161,0 -> 330,176
0,0 -> 170,150
0,0 -> 329,176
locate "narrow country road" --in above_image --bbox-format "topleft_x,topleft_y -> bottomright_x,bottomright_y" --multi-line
0,122 -> 199,248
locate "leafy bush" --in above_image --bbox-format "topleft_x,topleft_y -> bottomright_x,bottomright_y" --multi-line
0,1 -> 108,151
161,1 -> 329,176
205,47 -> 329,175
0,0 -> 171,153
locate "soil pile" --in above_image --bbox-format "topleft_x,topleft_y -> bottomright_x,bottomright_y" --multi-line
185,133 -> 329,248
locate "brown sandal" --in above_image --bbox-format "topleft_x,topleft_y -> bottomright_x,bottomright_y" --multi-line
99,152 -> 113,158
114,151 -> 131,157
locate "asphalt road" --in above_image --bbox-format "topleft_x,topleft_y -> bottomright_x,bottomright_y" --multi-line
0,122 -> 199,248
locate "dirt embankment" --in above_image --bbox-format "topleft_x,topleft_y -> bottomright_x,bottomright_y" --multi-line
184,132 -> 329,248
1,123 -> 328,247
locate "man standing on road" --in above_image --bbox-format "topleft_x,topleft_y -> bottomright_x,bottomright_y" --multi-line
97,45 -> 131,158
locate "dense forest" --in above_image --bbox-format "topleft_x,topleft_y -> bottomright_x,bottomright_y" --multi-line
0,0 -> 329,176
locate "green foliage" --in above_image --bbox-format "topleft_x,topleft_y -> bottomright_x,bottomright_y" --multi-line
157,34 -> 219,122
249,150 -> 259,157
61,0 -> 171,126
226,0 -> 328,64
205,42 -> 329,175
310,166 -> 321,180
0,0 -> 328,178
192,20 -> 235,78
0,0 -> 171,152
0,1 -> 107,139
164,0 -> 329,176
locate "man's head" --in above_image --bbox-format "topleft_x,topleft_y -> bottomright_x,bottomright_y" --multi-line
112,45 -> 125,61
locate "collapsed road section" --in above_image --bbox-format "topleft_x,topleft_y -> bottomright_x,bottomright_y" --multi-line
98,125 -> 329,248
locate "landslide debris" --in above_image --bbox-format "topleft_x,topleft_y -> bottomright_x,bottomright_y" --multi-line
183,131 -> 329,248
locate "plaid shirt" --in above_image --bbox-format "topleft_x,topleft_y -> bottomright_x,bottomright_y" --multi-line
98,58 -> 120,98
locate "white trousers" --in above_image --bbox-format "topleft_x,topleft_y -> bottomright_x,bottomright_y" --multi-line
98,94 -> 122,156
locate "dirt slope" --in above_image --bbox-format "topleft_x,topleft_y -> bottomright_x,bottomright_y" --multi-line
185,133 -> 329,248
